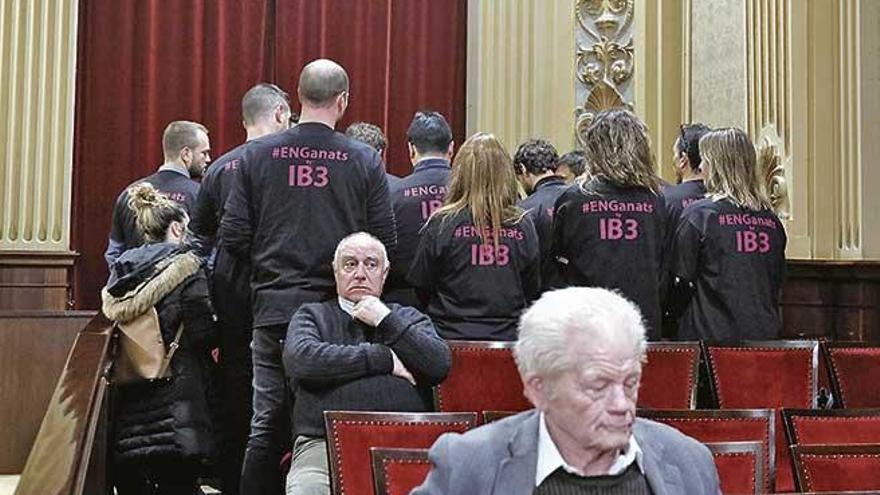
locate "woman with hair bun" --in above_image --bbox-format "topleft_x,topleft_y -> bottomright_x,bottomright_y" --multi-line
670,128 -> 786,343
549,109 -> 668,339
102,182 -> 216,494
407,133 -> 541,341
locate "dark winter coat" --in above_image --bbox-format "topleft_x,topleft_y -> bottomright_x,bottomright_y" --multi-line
102,243 -> 217,464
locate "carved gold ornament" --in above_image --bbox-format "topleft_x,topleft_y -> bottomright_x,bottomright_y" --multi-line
757,125 -> 790,219
574,0 -> 635,147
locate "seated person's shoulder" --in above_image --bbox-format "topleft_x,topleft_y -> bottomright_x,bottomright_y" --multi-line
434,411 -> 536,462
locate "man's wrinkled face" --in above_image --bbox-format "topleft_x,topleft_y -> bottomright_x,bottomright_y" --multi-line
540,333 -> 641,454
334,240 -> 388,302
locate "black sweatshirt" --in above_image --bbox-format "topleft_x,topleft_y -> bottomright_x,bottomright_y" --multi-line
663,179 -> 707,231
386,158 -> 452,306
106,169 -> 199,268
671,198 -> 786,343
188,143 -> 252,327
220,123 -> 397,328
518,176 -> 568,287
407,209 -> 541,341
549,178 -> 667,339
284,301 -> 451,438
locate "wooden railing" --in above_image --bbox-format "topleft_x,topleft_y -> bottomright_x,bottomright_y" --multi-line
14,313 -> 113,495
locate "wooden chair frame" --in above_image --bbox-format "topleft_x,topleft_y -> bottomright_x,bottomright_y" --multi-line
821,341 -> 880,408
370,447 -> 430,495
643,341 -> 702,409
704,440 -> 765,495
324,411 -> 477,495
781,407 -> 880,449
790,444 -> 880,493
703,340 -> 819,409
638,408 -> 776,492
433,340 -> 525,412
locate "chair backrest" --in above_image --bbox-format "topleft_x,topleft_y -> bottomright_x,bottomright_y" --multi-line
482,410 -> 519,423
638,409 -> 775,493
640,341 -> 701,409
782,408 -> 880,448
704,441 -> 764,495
434,341 -> 531,414
791,444 -> 880,493
324,411 -> 477,495
822,342 -> 880,408
370,447 -> 431,495
704,340 -> 818,493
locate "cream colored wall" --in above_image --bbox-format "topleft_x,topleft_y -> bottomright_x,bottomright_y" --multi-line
466,0 -> 576,153
0,0 -> 77,252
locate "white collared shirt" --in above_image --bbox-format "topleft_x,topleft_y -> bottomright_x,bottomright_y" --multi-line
535,413 -> 644,487
337,296 -> 356,316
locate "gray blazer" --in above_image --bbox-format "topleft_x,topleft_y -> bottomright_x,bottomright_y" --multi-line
411,410 -> 720,495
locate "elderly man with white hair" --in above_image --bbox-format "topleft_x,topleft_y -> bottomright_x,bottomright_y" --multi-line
413,287 -> 720,495
283,232 -> 451,495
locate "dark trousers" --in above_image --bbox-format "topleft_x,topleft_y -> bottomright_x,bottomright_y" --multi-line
240,324 -> 292,495
217,319 -> 253,495
114,460 -> 201,495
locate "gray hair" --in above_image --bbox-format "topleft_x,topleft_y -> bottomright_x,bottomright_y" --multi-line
514,287 -> 647,380
162,120 -> 208,160
332,232 -> 389,269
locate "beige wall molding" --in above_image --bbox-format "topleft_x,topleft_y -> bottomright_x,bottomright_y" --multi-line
574,0 -> 635,147
0,0 -> 77,252
466,0 -> 576,154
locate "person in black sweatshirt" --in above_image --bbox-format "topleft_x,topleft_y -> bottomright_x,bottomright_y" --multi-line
548,109 -> 667,338
188,83 -> 291,495
408,133 -> 541,341
104,120 -> 211,269
386,111 -> 455,308
220,59 -> 397,495
670,128 -> 786,343
283,232 -> 450,495
344,121 -> 401,188
664,123 -> 712,228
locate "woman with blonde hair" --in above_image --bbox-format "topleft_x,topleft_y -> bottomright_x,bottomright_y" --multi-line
670,128 -> 786,342
408,132 -> 540,341
549,109 -> 668,338
102,182 -> 216,494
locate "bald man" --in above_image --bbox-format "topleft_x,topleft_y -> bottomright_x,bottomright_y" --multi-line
221,59 -> 397,495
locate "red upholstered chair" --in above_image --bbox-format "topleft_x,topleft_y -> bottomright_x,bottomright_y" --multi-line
370,447 -> 431,495
638,409 -> 775,493
822,342 -> 880,408
705,340 -> 819,492
705,441 -> 765,495
791,445 -> 880,493
482,410 -> 519,423
324,411 -> 477,495
782,408 -> 880,449
434,341 -> 532,414
640,342 -> 701,409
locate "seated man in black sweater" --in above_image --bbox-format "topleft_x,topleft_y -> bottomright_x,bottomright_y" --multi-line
283,232 -> 451,495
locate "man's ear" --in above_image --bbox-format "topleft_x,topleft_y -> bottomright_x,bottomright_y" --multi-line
522,375 -> 547,410
180,147 -> 192,165
408,142 -> 417,163
446,141 -> 455,160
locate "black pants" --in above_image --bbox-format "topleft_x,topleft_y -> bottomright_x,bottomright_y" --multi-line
114,460 -> 201,495
239,324 -> 291,495
217,319 -> 253,495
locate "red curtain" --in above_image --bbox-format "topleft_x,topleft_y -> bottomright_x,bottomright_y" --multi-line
72,0 -> 467,309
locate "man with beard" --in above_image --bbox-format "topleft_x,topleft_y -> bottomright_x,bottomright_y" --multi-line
104,120 -> 210,268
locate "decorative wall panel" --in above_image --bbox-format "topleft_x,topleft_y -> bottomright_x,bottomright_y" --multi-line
0,0 -> 77,251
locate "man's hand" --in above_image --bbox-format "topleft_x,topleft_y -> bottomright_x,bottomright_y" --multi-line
352,296 -> 391,327
390,349 -> 416,386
